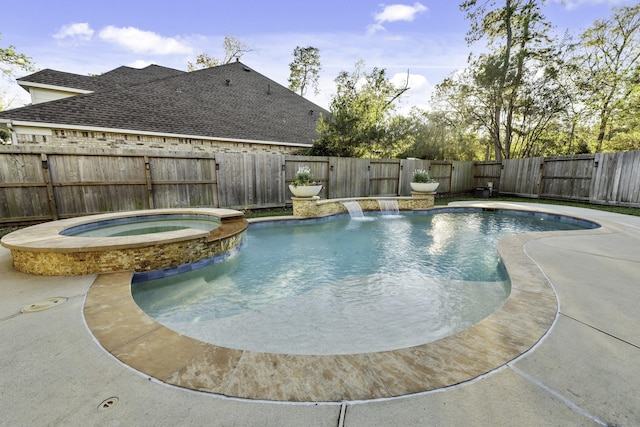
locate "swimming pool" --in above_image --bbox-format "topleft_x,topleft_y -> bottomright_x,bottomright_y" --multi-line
132,209 -> 595,355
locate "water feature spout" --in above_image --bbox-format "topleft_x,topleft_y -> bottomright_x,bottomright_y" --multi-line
341,201 -> 365,218
378,200 -> 400,217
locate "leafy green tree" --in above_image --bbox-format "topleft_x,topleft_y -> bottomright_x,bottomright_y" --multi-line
311,61 -> 409,157
0,127 -> 9,142
187,53 -> 220,70
1,33 -> 36,112
288,46 -> 321,97
458,0 -> 562,159
188,36 -> 254,71
574,3 -> 640,152
1,33 -> 35,78
604,77 -> 640,152
401,109 -> 484,161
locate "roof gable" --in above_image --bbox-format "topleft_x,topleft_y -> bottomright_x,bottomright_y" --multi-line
17,69 -> 111,92
97,65 -> 185,87
18,64 -> 186,93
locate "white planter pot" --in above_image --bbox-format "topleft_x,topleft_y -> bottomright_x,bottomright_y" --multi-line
410,182 -> 439,193
289,184 -> 322,197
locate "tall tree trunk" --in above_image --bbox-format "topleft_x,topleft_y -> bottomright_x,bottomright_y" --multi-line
596,111 -> 608,152
494,0 -> 514,160
493,104 -> 503,160
595,93 -> 613,152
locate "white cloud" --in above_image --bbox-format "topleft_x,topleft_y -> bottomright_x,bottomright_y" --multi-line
129,59 -> 154,69
235,30 -> 464,112
366,23 -> 387,35
392,72 -> 430,92
98,26 -> 194,55
53,22 -> 94,42
375,2 -> 428,23
391,72 -> 433,114
368,2 -> 428,34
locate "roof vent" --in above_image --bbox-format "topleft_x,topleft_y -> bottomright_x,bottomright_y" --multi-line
225,79 -> 230,86
243,67 -> 251,72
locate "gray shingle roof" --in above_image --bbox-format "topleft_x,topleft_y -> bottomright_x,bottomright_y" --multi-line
4,62 -> 327,145
96,65 -> 186,87
17,69 -> 112,92
17,64 -> 187,92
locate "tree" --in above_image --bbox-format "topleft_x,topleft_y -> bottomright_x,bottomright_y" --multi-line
458,0 -> 561,159
311,61 -> 409,157
288,46 -> 321,96
574,3 -> 640,152
1,33 -> 35,79
187,36 -> 254,71
187,53 -> 219,70
604,76 -> 640,152
1,33 -> 36,112
398,108 -> 485,161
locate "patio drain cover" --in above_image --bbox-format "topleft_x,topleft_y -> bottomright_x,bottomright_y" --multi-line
98,397 -> 119,411
21,297 -> 67,313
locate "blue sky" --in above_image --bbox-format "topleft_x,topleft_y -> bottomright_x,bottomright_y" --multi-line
1,0 -> 635,112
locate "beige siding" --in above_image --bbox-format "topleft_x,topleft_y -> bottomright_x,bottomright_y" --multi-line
12,128 -> 309,155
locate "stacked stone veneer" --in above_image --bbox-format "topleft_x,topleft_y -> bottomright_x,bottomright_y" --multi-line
5,217 -> 247,276
15,128 -> 306,155
292,193 -> 435,217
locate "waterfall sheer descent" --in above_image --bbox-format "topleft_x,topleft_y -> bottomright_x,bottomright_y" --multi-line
378,200 -> 400,217
341,201 -> 365,218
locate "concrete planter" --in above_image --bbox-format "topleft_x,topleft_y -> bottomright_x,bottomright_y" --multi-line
410,182 -> 439,193
289,184 -> 322,198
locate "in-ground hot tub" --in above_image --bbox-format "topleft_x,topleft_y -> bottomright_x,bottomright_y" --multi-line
60,213 -> 222,237
0,208 -> 248,276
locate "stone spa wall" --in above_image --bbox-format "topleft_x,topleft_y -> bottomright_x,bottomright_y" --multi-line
0,209 -> 247,276
291,193 -> 435,217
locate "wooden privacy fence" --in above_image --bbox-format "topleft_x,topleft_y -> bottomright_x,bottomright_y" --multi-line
0,148 -> 465,224
497,152 -> 640,206
1,147 -> 639,225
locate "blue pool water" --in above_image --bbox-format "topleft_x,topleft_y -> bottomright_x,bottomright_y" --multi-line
61,214 -> 220,237
132,210 -> 594,355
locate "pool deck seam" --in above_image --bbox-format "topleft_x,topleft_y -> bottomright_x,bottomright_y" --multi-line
508,364 -> 608,426
559,312 -> 640,350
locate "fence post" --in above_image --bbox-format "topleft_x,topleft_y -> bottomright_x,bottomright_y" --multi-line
144,155 -> 154,209
41,153 -> 58,220
537,158 -> 546,198
398,160 -> 404,196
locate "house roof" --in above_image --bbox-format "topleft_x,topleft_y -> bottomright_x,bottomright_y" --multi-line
95,65 -> 186,88
16,65 -> 187,92
3,62 -> 327,146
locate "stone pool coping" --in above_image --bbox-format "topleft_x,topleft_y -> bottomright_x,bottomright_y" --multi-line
0,208 -> 247,275
83,206 -> 606,402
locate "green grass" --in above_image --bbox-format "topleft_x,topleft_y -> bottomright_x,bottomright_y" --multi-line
242,207 -> 294,218
241,195 -> 640,218
0,226 -> 21,239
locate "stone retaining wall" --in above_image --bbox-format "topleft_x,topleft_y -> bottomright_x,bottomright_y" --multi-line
292,194 -> 435,217
1,209 -> 248,276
